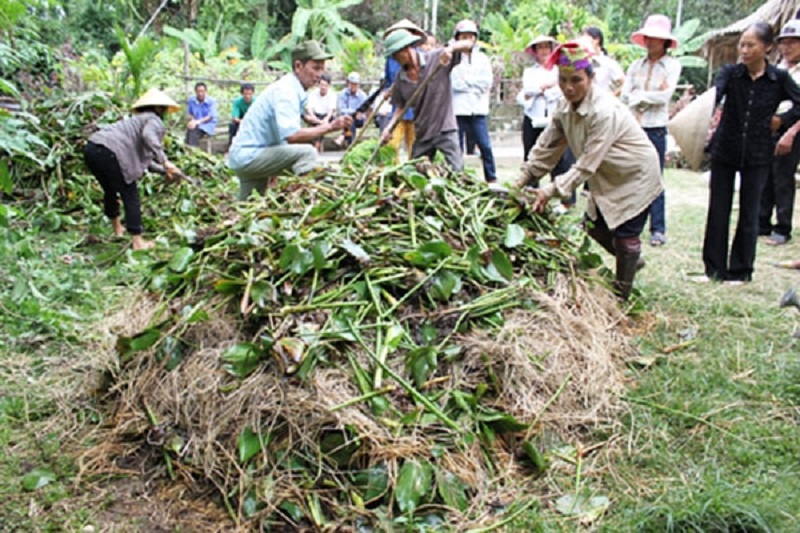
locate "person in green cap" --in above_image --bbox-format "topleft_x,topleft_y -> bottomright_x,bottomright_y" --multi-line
379,28 -> 474,171
228,41 -> 353,200
516,41 -> 663,301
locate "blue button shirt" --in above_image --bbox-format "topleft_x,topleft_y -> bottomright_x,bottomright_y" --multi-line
186,95 -> 218,136
338,88 -> 367,116
228,74 -> 307,170
385,56 -> 415,120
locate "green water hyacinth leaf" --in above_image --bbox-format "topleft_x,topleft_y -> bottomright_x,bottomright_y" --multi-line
521,441 -> 548,475
168,247 -> 194,273
0,159 -> 11,195
238,426 -> 267,464
436,470 -> 469,512
221,342 -> 261,378
406,347 -> 437,388
477,408 -> 528,433
279,244 -> 315,275
430,271 -> 462,301
504,223 -> 526,248
395,460 -> 433,513
491,249 -> 514,280
22,467 -> 56,491
353,465 -> 389,502
404,240 -> 452,267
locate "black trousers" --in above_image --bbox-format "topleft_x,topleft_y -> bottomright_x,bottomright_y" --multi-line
522,116 -> 577,205
703,161 -> 768,281
83,142 -> 143,235
759,133 -> 800,239
185,127 -> 208,147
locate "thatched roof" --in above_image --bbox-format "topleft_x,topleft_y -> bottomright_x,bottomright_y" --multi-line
702,0 -> 800,66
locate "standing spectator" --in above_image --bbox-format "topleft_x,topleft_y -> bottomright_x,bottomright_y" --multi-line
84,88 -> 183,250
227,41 -> 352,200
700,23 -> 800,283
303,73 -> 338,152
582,27 -> 625,96
380,29 -> 474,171
516,42 -> 663,300
228,83 -> 255,150
185,82 -> 218,147
516,36 -> 576,207
422,31 -> 438,52
621,15 -> 682,247
383,19 -> 426,160
336,72 -> 367,146
760,19 -> 800,245
451,19 -> 496,183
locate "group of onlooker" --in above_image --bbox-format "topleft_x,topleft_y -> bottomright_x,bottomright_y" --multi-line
303,71 -> 369,150
83,14 -> 800,296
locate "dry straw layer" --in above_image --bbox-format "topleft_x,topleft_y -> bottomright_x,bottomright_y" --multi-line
77,275 -> 634,530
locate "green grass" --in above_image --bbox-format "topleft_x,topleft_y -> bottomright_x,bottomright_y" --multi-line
552,169 -> 800,532
2,167 -> 800,530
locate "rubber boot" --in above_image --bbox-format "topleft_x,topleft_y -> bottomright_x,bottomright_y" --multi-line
612,236 -> 642,300
588,225 -> 646,271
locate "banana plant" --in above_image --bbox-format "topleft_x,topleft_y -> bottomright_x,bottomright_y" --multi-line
290,0 -> 368,55
672,19 -> 708,69
114,28 -> 158,99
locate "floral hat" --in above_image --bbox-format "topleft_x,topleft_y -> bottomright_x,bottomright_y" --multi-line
544,40 -> 595,70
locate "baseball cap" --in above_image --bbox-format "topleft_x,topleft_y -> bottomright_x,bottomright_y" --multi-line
291,41 -> 333,62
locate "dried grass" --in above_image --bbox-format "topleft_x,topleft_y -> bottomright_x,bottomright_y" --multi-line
76,275 -> 636,529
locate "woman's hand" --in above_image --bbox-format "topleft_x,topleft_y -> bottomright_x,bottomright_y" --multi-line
776,130 -> 796,156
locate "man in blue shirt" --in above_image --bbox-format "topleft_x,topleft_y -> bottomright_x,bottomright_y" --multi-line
227,41 -> 353,200
335,72 -> 367,146
185,82 -> 217,147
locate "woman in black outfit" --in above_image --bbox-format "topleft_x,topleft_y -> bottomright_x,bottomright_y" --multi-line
702,23 -> 800,283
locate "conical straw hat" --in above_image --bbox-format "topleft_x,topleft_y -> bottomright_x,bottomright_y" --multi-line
131,88 -> 180,113
668,87 -> 716,171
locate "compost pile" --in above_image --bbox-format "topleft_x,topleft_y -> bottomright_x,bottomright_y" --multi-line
68,138 -> 638,531
4,92 -> 635,529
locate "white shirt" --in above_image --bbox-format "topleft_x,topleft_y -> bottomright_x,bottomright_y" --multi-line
451,47 -> 493,116
592,54 -> 625,94
621,55 -> 682,128
306,88 -> 337,116
777,59 -> 800,114
516,62 -> 563,128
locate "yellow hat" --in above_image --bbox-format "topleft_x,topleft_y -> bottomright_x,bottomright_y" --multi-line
131,88 -> 180,113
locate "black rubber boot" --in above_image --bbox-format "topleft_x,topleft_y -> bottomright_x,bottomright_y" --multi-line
589,225 -> 646,271
612,237 -> 642,300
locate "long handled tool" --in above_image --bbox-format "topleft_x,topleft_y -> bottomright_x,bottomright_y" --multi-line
342,84 -> 393,158
339,79 -> 387,155
351,62 -> 447,193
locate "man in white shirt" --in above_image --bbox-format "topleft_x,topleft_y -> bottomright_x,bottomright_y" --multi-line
451,20 -> 496,183
304,73 -> 337,151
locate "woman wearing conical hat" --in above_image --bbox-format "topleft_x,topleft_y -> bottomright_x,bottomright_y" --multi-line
84,88 -> 183,250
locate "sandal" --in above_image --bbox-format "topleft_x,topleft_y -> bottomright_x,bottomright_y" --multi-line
766,233 -> 790,245
650,232 -> 667,246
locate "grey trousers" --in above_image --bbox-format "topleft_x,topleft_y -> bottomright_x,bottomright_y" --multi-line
233,144 -> 319,200
411,130 -> 464,171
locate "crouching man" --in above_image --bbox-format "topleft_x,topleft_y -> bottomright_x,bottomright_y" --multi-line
517,41 -> 663,300
228,41 -> 352,200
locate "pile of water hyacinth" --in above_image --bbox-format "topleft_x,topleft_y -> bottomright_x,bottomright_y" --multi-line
61,132 -> 635,530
